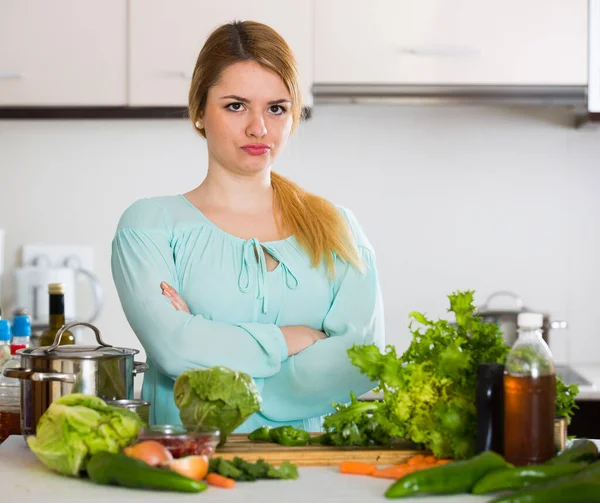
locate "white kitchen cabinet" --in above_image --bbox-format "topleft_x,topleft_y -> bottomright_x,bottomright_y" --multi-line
0,0 -> 127,106
128,0 -> 313,107
315,0 -> 588,85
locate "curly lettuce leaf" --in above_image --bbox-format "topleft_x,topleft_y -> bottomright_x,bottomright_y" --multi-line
26,394 -> 143,476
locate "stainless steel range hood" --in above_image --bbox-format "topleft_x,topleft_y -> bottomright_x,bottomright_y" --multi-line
313,0 -> 599,122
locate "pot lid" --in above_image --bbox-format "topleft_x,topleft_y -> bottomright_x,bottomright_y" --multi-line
20,344 -> 137,360
19,321 -> 138,359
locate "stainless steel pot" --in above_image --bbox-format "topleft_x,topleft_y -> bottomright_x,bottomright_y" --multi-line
478,291 -> 568,346
3,321 -> 147,437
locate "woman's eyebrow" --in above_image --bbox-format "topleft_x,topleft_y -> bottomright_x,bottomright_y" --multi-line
220,95 -> 291,105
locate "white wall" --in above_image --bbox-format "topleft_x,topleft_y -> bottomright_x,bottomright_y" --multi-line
1,105 -> 599,384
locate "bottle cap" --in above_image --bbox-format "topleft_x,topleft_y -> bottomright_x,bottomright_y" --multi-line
0,320 -> 11,341
48,283 -> 65,295
517,312 -> 544,329
12,315 -> 31,338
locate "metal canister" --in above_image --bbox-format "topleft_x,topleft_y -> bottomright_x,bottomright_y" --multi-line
108,399 -> 150,425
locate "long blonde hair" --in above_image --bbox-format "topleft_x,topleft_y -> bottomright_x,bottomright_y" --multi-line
188,21 -> 363,276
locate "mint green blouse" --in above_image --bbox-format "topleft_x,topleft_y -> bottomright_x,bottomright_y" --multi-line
111,195 -> 384,432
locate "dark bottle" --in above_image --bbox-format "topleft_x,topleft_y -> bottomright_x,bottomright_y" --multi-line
40,283 -> 75,346
476,363 -> 505,455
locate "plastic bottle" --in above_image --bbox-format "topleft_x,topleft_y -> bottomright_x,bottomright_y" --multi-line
504,312 -> 556,466
0,320 -> 11,367
10,315 -> 31,355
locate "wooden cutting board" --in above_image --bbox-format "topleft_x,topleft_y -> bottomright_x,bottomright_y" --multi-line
216,434 -> 427,466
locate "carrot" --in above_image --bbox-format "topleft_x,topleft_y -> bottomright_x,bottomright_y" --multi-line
423,455 -> 437,464
371,466 -> 409,479
406,454 -> 426,466
206,473 -> 236,489
339,461 -> 377,475
436,459 -> 452,465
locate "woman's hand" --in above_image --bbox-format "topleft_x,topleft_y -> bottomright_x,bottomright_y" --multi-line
280,326 -> 327,357
161,282 -> 191,314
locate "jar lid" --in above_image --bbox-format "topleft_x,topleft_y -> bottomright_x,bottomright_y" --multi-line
20,344 -> 138,360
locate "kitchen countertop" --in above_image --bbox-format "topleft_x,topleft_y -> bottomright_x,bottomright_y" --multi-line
0,436 -> 488,503
4,436 -> 600,502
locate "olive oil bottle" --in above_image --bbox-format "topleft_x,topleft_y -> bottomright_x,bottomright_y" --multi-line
40,283 -> 75,346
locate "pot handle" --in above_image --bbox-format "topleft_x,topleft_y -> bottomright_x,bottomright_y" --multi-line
133,361 -> 148,376
47,321 -> 112,352
3,367 -> 77,383
480,291 -> 524,311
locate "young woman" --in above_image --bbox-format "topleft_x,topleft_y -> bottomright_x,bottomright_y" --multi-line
111,21 -> 385,431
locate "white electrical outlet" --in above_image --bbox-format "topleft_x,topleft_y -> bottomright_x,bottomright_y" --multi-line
21,245 -> 94,271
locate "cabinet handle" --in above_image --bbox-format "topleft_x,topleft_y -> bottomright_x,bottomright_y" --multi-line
398,47 -> 482,58
0,72 -> 23,79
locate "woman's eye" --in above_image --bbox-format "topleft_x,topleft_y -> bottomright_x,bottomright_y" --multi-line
269,105 -> 286,115
226,103 -> 244,112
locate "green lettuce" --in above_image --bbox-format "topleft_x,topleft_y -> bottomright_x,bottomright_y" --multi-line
27,393 -> 143,476
174,366 -> 261,446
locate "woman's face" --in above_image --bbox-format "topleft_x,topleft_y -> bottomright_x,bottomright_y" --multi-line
201,60 -> 293,176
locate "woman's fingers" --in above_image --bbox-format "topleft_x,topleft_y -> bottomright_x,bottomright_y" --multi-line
161,282 -> 191,314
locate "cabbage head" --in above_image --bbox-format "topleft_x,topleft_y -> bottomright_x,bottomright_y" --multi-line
174,366 -> 261,446
27,393 -> 143,476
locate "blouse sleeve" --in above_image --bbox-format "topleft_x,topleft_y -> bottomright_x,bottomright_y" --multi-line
111,198 -> 289,379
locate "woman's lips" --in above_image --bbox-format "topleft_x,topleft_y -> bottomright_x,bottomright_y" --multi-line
241,144 -> 270,156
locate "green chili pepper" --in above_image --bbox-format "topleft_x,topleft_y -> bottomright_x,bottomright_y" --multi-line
471,462 -> 588,494
309,433 -> 331,445
86,452 -> 207,493
248,426 -> 272,442
269,426 -> 311,447
545,438 -> 598,465
385,450 -> 512,499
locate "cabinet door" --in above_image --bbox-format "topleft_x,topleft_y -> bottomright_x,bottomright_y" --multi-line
315,0 -> 587,85
0,0 -> 127,106
129,0 -> 313,106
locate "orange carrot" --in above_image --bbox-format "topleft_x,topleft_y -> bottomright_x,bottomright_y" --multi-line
436,459 -> 452,465
339,461 -> 377,475
406,454 -> 426,466
371,467 -> 409,479
206,473 -> 236,489
423,455 -> 437,464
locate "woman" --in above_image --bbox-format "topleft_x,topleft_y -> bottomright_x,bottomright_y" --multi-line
111,21 -> 385,432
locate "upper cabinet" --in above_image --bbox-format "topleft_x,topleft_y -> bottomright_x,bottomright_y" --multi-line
128,0 -> 313,107
314,0 -> 588,85
0,0 -> 127,106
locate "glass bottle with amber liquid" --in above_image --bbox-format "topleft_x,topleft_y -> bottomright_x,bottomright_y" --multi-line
504,312 -> 555,466
40,283 -> 75,346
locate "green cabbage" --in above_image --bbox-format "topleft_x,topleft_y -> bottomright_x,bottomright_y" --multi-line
27,393 -> 143,476
174,366 -> 261,446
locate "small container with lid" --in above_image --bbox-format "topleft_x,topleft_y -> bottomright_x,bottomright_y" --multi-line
137,424 -> 220,458
10,315 -> 31,356
0,320 -> 11,366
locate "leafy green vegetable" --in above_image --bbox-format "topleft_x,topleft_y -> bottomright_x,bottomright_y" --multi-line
344,290 -> 579,459
556,376 -> 579,424
321,391 -> 391,446
26,393 -> 143,476
209,456 -> 299,481
348,291 -> 509,460
174,366 -> 261,446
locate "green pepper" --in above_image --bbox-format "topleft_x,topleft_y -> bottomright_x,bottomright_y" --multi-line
489,478 -> 600,503
489,461 -> 600,503
248,426 -> 272,442
86,452 -> 207,493
471,462 -> 588,494
269,426 -> 311,447
385,450 -> 512,499
545,438 -> 598,465
309,433 -> 331,445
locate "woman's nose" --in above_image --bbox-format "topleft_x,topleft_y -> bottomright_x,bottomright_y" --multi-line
246,113 -> 267,138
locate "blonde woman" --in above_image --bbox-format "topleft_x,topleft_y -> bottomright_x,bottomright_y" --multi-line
111,21 -> 384,431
